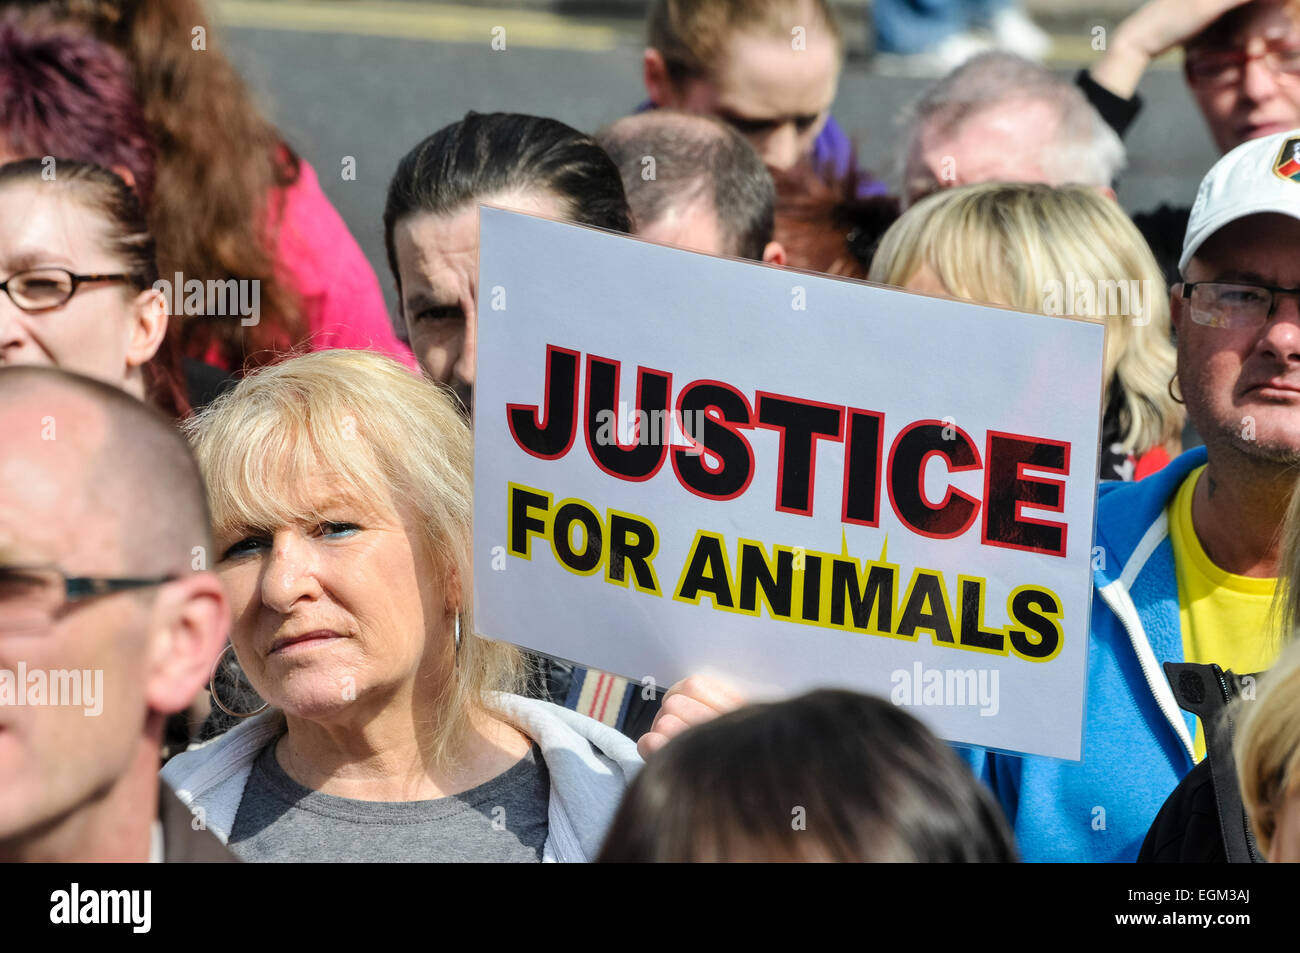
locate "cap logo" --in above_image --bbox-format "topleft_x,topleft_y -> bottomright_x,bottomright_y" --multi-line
1274,136 -> 1300,183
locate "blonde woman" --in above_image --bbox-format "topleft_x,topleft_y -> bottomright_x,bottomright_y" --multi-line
1234,483 -> 1300,862
161,349 -> 640,861
1235,640 -> 1300,862
868,182 -> 1183,481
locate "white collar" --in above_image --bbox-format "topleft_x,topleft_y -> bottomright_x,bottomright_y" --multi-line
149,819 -> 164,863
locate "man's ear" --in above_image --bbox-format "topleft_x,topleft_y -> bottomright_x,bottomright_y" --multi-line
644,47 -> 678,107
125,286 -> 169,370
110,164 -> 137,193
761,241 -> 787,266
143,572 -> 230,716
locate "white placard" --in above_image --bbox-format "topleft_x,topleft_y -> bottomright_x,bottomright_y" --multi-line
473,207 -> 1104,760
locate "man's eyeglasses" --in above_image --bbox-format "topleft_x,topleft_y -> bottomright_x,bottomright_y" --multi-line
1185,42 -> 1300,87
1181,281 -> 1300,329
0,268 -> 140,314
0,565 -> 176,634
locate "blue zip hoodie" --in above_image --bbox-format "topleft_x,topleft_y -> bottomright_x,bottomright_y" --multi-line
962,447 -> 1207,862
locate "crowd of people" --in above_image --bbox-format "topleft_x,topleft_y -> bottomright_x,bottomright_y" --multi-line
4,0 -> 1300,864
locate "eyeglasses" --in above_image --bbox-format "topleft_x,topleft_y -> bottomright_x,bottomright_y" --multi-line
1181,281 -> 1300,329
1185,42 -> 1300,87
0,565 -> 176,634
0,268 -> 139,314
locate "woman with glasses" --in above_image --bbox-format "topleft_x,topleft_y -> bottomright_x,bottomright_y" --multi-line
161,349 -> 641,861
0,157 -> 189,418
8,0 -> 414,374
1072,0 -> 1300,283
1084,0 -> 1300,157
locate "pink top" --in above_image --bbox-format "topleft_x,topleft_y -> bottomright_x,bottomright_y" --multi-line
275,157 -> 413,366
266,158 -> 417,370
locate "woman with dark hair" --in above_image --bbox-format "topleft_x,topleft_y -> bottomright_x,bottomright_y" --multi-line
0,6 -> 234,411
0,158 -> 188,418
0,6 -> 153,202
383,111 -> 631,411
770,164 -> 899,278
16,0 -> 415,372
599,689 -> 1018,862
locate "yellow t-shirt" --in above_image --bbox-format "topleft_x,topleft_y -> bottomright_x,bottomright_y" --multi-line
1167,465 -> 1280,761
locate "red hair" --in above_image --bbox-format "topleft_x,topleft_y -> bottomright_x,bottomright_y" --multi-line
0,7 -> 155,206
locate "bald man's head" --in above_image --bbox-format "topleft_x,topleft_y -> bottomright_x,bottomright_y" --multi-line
0,366 -> 211,573
0,366 -> 228,860
600,110 -> 776,260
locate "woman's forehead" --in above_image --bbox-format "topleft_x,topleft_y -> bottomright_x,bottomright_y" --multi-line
214,458 -> 397,531
0,184 -> 112,268
712,28 -> 839,117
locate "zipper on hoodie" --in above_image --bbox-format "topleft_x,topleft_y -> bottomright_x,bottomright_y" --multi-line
1111,602 -> 1195,769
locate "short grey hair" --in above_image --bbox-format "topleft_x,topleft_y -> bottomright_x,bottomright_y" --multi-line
896,52 -> 1126,197
598,110 -> 775,260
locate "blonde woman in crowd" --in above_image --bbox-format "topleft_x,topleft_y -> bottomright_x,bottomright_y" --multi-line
161,349 -> 640,862
1236,478 -> 1300,862
1236,639 -> 1300,861
868,182 -> 1183,481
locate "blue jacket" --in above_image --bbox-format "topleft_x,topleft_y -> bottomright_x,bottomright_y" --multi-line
963,447 -> 1206,862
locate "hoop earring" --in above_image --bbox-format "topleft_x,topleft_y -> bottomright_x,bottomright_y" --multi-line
454,613 -> 462,659
209,643 -> 269,718
1167,374 -> 1185,405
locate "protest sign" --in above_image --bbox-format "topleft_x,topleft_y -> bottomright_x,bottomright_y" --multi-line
473,207 -> 1105,760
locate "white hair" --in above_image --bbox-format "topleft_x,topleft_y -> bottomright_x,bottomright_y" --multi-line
895,51 -> 1127,195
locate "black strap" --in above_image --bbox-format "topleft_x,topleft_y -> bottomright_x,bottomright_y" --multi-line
1163,662 -> 1262,863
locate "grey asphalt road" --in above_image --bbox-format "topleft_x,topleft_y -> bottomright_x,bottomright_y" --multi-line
222,10 -> 1218,314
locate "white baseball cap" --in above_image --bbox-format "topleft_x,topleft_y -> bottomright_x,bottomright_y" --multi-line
1180,128 -> 1300,276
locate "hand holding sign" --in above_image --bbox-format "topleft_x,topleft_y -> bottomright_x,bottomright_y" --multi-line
636,674 -> 746,759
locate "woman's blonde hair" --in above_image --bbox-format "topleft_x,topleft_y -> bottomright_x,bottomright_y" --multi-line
1235,639 -> 1300,858
1233,469 -> 1300,857
868,182 -> 1183,458
1268,470 -> 1300,652
183,349 -> 527,771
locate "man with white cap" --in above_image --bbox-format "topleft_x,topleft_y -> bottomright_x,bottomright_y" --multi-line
950,128 -> 1300,861
637,129 -> 1300,862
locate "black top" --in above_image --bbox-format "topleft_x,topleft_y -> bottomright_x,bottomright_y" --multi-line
1139,758 -> 1227,862
183,357 -> 237,412
1074,70 -> 1189,286
1137,663 -> 1264,863
1075,69 -> 1144,139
